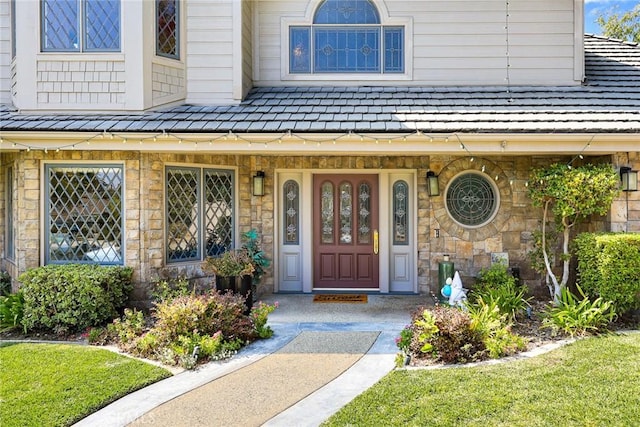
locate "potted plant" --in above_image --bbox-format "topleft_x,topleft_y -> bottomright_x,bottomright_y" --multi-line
241,229 -> 271,298
204,249 -> 254,311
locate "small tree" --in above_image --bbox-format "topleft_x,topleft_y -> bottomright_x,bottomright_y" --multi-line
596,6 -> 640,43
528,163 -> 619,303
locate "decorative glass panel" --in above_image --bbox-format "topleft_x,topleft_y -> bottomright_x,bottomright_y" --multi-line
46,165 -> 123,265
290,27 -> 311,73
314,0 -> 380,24
85,0 -> 120,51
393,181 -> 408,245
321,182 -> 334,244
339,182 -> 353,244
446,173 -> 498,227
283,180 -> 299,245
5,166 -> 14,261
204,169 -> 234,257
384,27 -> 404,73
166,167 -> 200,262
157,0 -> 179,59
42,0 -> 79,51
314,27 -> 380,73
357,183 -> 371,244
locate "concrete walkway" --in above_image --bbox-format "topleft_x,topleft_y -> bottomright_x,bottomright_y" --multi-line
74,294 -> 429,427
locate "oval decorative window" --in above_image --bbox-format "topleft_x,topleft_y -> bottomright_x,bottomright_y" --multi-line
445,172 -> 499,228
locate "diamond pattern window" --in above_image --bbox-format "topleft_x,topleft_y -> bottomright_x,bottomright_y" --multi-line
45,165 -> 123,265
289,0 -> 404,74
157,0 -> 179,59
42,0 -> 120,52
166,166 -> 234,263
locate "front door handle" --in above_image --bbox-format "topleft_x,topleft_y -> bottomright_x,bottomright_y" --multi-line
373,230 -> 379,255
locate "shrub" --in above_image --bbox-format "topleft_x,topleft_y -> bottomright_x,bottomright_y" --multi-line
412,306 -> 486,364
542,285 -> 617,337
0,292 -> 25,332
19,264 -> 133,334
250,300 -> 278,338
467,298 -> 527,358
150,277 -> 194,303
469,264 -> 531,320
574,232 -> 640,315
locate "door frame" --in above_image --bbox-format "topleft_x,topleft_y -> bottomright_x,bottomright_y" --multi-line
274,169 -> 418,294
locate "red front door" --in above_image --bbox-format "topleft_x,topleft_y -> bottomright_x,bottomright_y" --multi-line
313,174 -> 379,289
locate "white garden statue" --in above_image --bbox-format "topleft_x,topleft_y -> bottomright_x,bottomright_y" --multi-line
448,271 -> 468,308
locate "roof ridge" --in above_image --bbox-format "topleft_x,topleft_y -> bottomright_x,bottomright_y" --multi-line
584,33 -> 639,48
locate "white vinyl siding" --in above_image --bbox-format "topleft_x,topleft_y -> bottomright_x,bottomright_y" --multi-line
256,0 -> 578,86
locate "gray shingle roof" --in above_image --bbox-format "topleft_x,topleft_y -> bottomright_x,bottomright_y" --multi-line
1,35 -> 639,134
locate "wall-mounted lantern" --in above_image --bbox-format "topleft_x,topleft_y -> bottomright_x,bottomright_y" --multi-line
253,171 -> 265,196
427,171 -> 439,196
620,166 -> 638,192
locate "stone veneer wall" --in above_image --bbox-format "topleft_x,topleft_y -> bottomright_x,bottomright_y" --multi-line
3,150 -> 635,301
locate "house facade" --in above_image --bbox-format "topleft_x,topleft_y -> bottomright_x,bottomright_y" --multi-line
1,0 -> 639,303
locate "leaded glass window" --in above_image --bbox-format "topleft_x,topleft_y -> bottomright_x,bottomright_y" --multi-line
339,182 -> 353,244
358,182 -> 371,244
283,180 -> 299,245
393,180 -> 408,245
5,166 -> 15,261
41,0 -> 120,52
446,172 -> 499,228
321,182 -> 334,244
166,166 -> 234,263
157,0 -> 179,59
289,0 -> 404,74
46,164 -> 123,265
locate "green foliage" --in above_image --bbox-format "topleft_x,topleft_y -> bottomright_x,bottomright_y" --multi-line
528,163 -> 619,227
204,249 -> 255,277
241,229 -> 271,283
596,5 -> 640,43
469,264 -> 531,320
467,298 -> 527,359
0,270 -> 11,296
574,232 -> 640,314
542,285 -> 617,337
18,264 -> 133,334
527,163 -> 620,298
412,306 -> 486,364
150,277 -> 195,303
0,292 -> 25,332
250,300 -> 278,338
104,292 -> 277,369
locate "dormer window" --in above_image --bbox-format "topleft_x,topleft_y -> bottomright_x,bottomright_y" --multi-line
288,0 -> 405,75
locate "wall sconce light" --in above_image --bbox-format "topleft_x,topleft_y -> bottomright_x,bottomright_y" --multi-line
253,171 -> 265,196
426,171 -> 439,196
620,166 -> 638,192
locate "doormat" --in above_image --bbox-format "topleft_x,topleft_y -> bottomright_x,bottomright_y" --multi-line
313,294 -> 368,303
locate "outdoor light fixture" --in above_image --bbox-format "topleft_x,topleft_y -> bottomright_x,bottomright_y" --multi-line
253,171 -> 265,196
426,171 -> 439,196
620,166 -> 638,192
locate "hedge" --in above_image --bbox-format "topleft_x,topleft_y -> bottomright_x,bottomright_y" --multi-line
19,264 -> 133,334
574,233 -> 640,315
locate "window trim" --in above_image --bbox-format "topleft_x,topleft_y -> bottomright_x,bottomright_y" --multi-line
280,2 -> 413,81
40,0 -> 122,53
5,165 -> 15,261
164,164 -> 237,265
42,162 -> 125,266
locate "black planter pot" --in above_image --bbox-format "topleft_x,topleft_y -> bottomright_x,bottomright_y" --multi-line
215,275 -> 253,314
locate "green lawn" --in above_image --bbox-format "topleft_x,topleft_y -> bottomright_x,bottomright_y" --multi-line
324,333 -> 640,426
0,343 -> 171,427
